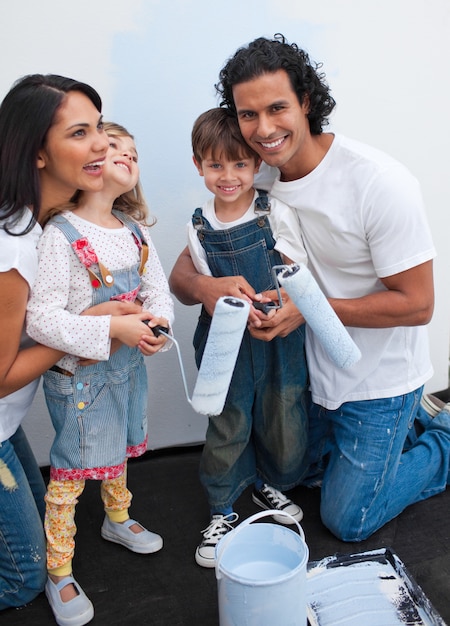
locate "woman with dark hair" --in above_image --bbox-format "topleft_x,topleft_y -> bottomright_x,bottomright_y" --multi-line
0,74 -> 104,234
0,74 -> 133,616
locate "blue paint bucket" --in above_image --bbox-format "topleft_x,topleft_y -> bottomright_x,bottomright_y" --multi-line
215,510 -> 309,626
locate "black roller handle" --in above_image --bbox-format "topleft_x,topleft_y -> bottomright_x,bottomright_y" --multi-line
142,320 -> 169,337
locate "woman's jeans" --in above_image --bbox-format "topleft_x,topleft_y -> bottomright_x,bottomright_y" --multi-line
0,427 -> 46,609
306,387 -> 450,541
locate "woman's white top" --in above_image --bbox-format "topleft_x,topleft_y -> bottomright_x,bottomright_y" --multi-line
0,209 -> 41,442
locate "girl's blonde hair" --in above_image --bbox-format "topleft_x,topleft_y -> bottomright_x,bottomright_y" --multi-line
44,121 -> 155,226
103,121 -> 155,225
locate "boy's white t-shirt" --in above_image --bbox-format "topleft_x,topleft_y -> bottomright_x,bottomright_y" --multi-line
187,190 -> 307,275
263,134 -> 435,408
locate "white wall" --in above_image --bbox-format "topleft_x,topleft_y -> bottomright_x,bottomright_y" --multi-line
2,0 -> 449,465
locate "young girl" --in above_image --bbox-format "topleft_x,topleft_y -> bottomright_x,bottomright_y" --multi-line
27,122 -> 174,626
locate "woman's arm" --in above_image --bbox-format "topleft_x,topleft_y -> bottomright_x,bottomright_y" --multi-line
0,263 -> 155,397
0,269 -> 65,398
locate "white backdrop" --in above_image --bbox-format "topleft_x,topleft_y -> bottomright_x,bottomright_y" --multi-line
2,0 -> 449,465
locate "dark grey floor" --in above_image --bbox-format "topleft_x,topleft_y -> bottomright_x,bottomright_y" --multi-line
3,391 -> 450,625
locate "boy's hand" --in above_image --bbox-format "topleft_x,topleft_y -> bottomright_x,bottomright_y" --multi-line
196,275 -> 259,317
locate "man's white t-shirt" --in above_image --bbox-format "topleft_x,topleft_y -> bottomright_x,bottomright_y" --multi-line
262,134 -> 435,409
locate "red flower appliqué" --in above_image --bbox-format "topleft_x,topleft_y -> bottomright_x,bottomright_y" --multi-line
72,238 -> 98,268
110,285 -> 141,303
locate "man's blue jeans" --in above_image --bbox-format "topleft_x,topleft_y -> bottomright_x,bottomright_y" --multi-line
307,387 -> 450,541
0,427 -> 46,609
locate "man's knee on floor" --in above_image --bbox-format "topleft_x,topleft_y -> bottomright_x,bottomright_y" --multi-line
320,497 -> 379,542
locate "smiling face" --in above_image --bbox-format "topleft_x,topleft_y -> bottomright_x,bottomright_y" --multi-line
194,149 -> 259,220
37,90 -> 108,209
103,133 -> 139,194
233,69 -> 314,180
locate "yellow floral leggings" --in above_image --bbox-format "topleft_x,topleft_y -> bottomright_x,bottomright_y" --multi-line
45,464 -> 132,576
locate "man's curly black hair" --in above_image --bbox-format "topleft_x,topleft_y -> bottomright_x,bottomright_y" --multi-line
216,34 -> 336,135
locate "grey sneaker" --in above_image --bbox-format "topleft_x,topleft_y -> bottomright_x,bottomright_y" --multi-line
101,516 -> 163,554
252,484 -> 303,524
420,393 -> 447,417
195,512 -> 238,568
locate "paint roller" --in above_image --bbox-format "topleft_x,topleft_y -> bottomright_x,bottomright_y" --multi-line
149,296 -> 249,416
273,263 -> 361,369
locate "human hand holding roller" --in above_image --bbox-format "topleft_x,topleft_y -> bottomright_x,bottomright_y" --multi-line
275,264 -> 361,369
144,296 -> 250,416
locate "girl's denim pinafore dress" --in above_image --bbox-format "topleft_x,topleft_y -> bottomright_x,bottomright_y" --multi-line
192,191 -> 309,512
43,211 -> 149,482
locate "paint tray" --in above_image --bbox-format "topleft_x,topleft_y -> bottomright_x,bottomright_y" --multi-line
306,547 -> 446,626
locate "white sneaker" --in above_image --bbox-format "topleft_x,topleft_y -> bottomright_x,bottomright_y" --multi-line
252,484 -> 303,524
45,575 -> 94,626
195,512 -> 238,568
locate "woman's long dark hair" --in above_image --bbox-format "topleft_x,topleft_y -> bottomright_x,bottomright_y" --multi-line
0,74 -> 102,235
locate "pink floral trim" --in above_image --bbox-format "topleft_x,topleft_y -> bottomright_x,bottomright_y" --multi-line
127,436 -> 148,458
71,238 -> 98,268
50,461 -> 126,481
49,436 -> 148,480
110,285 -> 141,303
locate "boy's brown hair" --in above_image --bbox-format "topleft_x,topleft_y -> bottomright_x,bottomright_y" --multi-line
192,107 -> 260,165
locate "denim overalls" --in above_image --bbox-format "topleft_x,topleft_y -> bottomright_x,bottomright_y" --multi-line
192,191 -> 309,512
43,211 -> 149,482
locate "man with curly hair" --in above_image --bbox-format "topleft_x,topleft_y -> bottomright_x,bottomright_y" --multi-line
170,35 -> 450,542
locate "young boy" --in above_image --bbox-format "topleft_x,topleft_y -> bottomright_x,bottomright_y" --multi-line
186,108 -> 309,567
